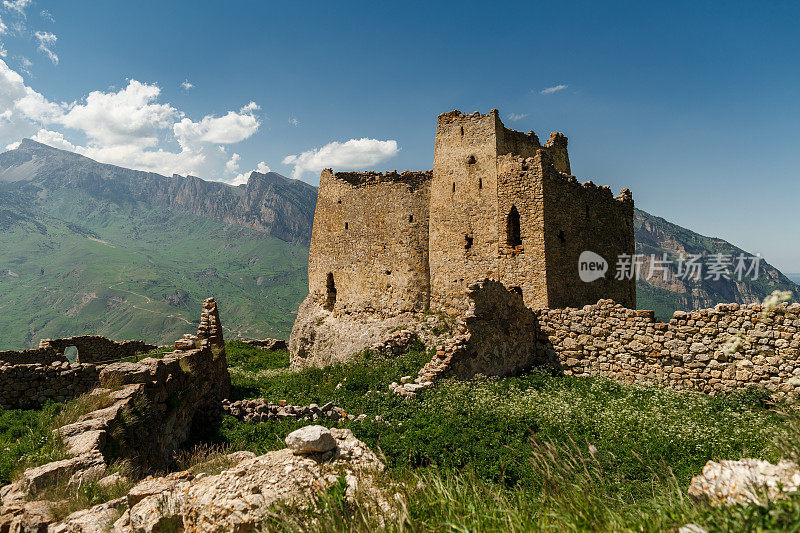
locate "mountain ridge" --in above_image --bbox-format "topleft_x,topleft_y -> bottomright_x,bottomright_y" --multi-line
0,139 -> 317,244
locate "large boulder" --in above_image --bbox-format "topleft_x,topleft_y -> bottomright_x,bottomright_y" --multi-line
285,425 -> 337,454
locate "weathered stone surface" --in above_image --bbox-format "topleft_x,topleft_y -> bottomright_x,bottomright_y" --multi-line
285,425 -> 337,454
241,338 -> 287,351
56,497 -> 127,532
688,459 -> 800,505
125,428 -> 388,532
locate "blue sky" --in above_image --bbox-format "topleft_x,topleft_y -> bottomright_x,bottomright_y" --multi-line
0,0 -> 798,272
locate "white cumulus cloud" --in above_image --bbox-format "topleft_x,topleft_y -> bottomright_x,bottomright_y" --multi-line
173,102 -> 260,146
0,59 -> 264,180
507,113 -> 527,121
40,10 -> 54,23
181,79 -> 193,91
282,138 -> 399,180
540,84 -> 568,95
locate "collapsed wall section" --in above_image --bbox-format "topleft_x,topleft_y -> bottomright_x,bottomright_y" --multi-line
308,169 -> 432,313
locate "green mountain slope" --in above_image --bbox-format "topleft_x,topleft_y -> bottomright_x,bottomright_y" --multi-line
0,188 -> 307,349
634,208 -> 799,320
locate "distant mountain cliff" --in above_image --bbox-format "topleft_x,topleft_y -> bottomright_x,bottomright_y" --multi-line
634,208 -> 799,319
0,139 -> 317,244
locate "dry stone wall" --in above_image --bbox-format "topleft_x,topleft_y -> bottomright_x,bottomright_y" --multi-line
536,299 -> 800,402
0,338 -> 155,409
42,336 -> 156,364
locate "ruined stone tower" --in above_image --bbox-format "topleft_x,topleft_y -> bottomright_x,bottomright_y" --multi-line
429,109 -> 634,311
298,109 -> 634,322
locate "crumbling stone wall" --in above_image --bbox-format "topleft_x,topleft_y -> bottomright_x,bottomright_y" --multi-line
0,346 -> 65,365
0,361 -> 100,409
0,338 -> 154,409
42,336 -> 156,364
307,169 -> 432,314
536,300 -> 800,402
392,279 -> 545,396
0,299 -> 232,531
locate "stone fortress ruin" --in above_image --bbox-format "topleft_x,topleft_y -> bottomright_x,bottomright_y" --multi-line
302,109 -> 634,317
290,109 -> 800,401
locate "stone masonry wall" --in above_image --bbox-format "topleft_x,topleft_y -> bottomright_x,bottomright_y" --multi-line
392,279 -> 545,396
0,337 -> 155,409
540,155 -> 635,309
536,299 -> 800,402
307,169 -> 432,314
0,362 -> 100,409
43,336 -> 156,364
429,110 -> 506,312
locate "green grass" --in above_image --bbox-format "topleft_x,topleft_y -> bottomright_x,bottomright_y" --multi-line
184,342 -> 794,531
1,341 -> 794,530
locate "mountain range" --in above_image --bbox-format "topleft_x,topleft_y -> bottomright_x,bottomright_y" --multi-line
0,139 -> 796,348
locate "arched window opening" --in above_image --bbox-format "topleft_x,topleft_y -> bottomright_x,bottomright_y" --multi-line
558,230 -> 566,244
464,235 -> 473,251
467,155 -> 476,165
344,222 -> 349,230
325,273 -> 337,310
478,178 -> 483,189
460,126 -> 464,136
452,182 -> 456,193
409,214 -> 414,223
507,206 -> 522,247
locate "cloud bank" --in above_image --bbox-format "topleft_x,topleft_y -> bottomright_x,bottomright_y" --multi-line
0,59 -> 264,183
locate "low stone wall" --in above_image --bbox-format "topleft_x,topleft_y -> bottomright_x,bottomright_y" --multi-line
0,346 -> 65,365
241,338 -> 288,351
0,361 -> 101,409
536,299 -> 800,402
0,336 -> 156,409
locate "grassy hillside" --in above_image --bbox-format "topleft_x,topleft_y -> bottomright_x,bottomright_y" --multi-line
191,342 -> 792,531
0,190 -> 307,349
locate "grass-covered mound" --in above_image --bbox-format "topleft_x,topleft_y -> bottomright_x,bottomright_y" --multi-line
195,341 -> 796,531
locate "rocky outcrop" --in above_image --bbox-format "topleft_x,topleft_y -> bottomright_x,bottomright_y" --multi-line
0,298 -> 231,531
98,427 -> 390,532
688,459 -> 800,506
289,296 -> 452,369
